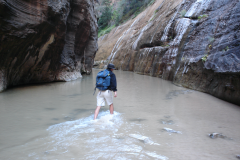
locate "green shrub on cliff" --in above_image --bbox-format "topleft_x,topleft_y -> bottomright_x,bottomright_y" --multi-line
98,25 -> 116,38
202,54 -> 208,62
222,46 -> 229,52
180,9 -> 187,17
148,0 -> 156,6
198,14 -> 208,20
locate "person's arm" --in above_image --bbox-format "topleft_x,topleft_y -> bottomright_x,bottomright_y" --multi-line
111,73 -> 117,97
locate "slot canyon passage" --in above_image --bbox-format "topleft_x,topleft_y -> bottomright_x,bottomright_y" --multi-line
0,70 -> 240,160
1,0 -> 240,159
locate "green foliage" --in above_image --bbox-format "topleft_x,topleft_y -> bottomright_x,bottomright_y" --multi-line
180,9 -> 187,17
115,15 -> 121,26
222,46 -> 229,52
98,0 -> 112,30
98,25 -> 116,38
97,0 -> 155,35
198,14 -> 208,20
121,0 -> 154,22
202,54 -> 208,62
207,37 -> 214,52
111,10 -> 118,21
161,44 -> 170,47
102,0 -> 111,6
148,0 -> 156,6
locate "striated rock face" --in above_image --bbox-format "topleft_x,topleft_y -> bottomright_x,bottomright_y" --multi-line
0,0 -> 98,92
95,0 -> 240,105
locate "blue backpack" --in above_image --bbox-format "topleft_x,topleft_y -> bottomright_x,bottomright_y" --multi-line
95,69 -> 111,91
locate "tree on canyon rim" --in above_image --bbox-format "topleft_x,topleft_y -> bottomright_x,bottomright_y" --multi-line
97,0 -> 155,31
98,0 -> 112,30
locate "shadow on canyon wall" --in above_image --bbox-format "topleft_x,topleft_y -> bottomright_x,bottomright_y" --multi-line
0,0 -> 98,92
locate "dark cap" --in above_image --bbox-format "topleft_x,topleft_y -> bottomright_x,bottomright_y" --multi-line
107,63 -> 116,69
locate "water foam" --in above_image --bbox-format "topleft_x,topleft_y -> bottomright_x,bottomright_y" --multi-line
161,0 -> 186,42
14,111 -> 168,159
185,0 -> 212,18
47,111 -> 123,140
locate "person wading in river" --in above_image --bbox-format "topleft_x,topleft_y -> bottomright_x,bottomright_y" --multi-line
94,63 -> 117,120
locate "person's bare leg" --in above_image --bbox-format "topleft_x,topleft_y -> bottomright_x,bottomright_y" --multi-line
94,106 -> 101,120
109,104 -> 114,114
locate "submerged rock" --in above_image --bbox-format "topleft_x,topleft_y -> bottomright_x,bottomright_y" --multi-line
163,128 -> 182,134
160,116 -> 174,125
160,119 -> 174,125
165,90 -> 192,100
0,0 -> 98,92
209,133 -> 226,139
129,134 -> 160,145
208,133 -> 233,140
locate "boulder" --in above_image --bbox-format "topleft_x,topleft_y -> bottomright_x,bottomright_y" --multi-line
209,133 -> 227,139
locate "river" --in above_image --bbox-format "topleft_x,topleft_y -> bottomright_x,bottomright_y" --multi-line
0,69 -> 240,160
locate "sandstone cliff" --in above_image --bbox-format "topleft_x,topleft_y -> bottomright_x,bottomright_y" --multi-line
0,0 -> 98,92
95,0 -> 240,105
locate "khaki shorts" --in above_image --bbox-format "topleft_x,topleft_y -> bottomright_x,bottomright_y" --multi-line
97,90 -> 113,106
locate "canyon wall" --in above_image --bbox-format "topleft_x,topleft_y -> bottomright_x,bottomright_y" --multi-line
0,0 -> 98,92
95,0 -> 240,105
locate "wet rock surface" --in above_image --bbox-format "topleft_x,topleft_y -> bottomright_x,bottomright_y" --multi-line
209,133 -> 233,140
95,0 -> 240,106
162,128 -> 182,134
160,119 -> 174,125
209,133 -> 227,139
0,0 -> 98,92
159,116 -> 174,125
129,134 -> 160,145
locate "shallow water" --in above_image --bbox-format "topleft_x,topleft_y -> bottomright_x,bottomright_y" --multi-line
0,69 -> 240,160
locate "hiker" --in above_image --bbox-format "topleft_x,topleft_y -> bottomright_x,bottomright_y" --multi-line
94,63 -> 117,120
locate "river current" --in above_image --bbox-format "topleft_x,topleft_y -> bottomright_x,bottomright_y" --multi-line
0,69 -> 240,160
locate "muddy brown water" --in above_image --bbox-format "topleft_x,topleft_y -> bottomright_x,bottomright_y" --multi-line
0,69 -> 240,160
